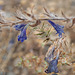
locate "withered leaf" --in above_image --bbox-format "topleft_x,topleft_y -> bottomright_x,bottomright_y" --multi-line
23,10 -> 36,20
43,7 -> 49,14
30,20 -> 41,27
45,45 -> 55,63
23,10 -> 31,17
43,37 -> 50,42
36,32 -> 45,35
61,11 -> 68,19
43,13 -> 51,17
15,16 -> 26,20
70,18 -> 75,27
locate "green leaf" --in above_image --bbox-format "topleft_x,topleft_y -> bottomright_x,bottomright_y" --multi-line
36,32 -> 45,35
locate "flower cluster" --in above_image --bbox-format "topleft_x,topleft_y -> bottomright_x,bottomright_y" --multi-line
13,20 -> 64,75
14,21 -> 63,74
14,24 -> 27,42
0,6 -> 74,75
14,20 -> 64,43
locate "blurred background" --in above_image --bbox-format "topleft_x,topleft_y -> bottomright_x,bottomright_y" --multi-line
0,0 -> 75,75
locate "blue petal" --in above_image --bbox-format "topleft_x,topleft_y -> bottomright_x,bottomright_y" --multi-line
45,58 -> 59,73
18,28 -> 27,42
14,24 -> 27,42
48,20 -> 64,38
14,24 -> 26,31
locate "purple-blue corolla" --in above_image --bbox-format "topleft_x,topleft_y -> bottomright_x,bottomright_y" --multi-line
48,20 -> 64,38
14,24 -> 27,42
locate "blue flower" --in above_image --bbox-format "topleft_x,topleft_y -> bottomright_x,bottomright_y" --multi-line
45,56 -> 59,73
45,45 -> 59,74
48,20 -> 64,38
14,24 -> 27,42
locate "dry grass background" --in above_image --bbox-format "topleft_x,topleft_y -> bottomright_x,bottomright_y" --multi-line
0,0 -> 75,75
